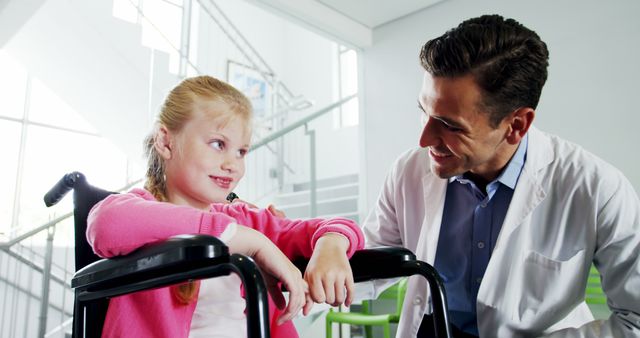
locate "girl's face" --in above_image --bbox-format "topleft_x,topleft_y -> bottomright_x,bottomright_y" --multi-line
163,101 -> 251,210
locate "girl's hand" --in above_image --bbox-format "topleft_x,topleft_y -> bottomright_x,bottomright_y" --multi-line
266,204 -> 286,218
227,225 -> 308,325
229,197 -> 286,219
303,233 -> 354,315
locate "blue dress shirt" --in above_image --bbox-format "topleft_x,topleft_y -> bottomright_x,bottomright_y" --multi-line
433,135 -> 528,336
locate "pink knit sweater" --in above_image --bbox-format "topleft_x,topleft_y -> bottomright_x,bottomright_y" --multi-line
87,188 -> 364,338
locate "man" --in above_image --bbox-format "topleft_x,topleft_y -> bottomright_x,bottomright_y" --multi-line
363,14 -> 640,337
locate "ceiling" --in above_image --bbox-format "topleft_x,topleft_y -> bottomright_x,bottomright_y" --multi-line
244,0 -> 445,48
316,0 -> 444,29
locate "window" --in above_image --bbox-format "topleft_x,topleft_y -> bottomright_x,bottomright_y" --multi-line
28,78 -> 98,133
0,50 -> 27,119
113,0 -> 183,74
0,120 -> 21,237
0,49 -> 135,245
334,46 -> 359,129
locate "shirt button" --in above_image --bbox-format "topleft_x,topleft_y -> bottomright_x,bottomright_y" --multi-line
477,242 -> 485,249
476,277 -> 482,284
413,297 -> 423,305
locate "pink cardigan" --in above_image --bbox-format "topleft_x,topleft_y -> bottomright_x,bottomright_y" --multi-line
87,188 -> 364,338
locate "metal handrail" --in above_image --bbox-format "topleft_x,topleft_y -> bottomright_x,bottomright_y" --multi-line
0,179 -> 142,250
200,0 -> 275,77
44,318 -> 73,338
250,94 -> 357,151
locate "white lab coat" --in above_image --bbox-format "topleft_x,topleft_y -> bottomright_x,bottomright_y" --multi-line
363,126 -> 640,337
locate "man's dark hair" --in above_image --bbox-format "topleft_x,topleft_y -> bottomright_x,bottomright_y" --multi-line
420,14 -> 549,127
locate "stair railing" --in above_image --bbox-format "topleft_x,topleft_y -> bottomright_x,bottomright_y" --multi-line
248,94 -> 357,216
0,179 -> 141,338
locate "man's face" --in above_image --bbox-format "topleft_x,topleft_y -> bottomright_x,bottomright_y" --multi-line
418,72 -> 513,181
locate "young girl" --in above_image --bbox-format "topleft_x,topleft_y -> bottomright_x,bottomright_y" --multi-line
87,75 -> 364,338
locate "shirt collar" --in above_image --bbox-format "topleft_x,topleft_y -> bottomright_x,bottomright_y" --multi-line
496,133 -> 528,189
449,133 -> 529,192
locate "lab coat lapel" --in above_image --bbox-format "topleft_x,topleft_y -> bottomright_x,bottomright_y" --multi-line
478,127 -> 553,303
496,126 -> 552,246
417,172 -> 447,265
410,171 -> 447,315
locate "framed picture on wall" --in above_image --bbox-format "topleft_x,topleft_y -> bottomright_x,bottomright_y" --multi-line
226,60 -> 271,119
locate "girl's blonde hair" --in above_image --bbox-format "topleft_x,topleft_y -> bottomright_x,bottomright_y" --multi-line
144,75 -> 252,303
144,75 -> 252,201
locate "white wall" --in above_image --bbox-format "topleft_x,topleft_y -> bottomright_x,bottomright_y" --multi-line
361,0 -> 640,212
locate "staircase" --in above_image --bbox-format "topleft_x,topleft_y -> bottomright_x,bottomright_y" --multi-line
273,174 -> 359,223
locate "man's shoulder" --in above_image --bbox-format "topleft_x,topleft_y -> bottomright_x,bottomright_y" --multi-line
394,147 -> 429,168
386,147 -> 447,193
535,129 -> 619,174
531,128 -> 628,195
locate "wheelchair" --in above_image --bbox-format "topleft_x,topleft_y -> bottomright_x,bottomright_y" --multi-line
45,172 -> 452,338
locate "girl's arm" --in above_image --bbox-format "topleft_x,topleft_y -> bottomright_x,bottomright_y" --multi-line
226,225 -> 308,325
213,203 -> 365,311
87,188 -> 236,257
88,189 -> 309,323
211,203 -> 364,258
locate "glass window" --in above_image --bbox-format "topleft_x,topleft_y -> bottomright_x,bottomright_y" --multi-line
0,120 -> 22,237
112,0 -> 140,24
140,0 -> 182,74
188,0 -> 200,72
28,78 -> 98,133
18,125 -> 129,237
340,49 -> 358,97
334,48 -> 359,128
341,99 -> 359,127
0,50 -> 28,119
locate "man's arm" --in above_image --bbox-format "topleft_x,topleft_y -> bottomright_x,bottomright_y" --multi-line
363,162 -> 404,248
545,174 -> 640,338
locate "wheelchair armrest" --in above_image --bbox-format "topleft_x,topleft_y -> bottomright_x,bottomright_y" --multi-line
348,246 -> 417,282
72,234 -> 229,298
71,234 -> 272,338
294,246 -> 417,282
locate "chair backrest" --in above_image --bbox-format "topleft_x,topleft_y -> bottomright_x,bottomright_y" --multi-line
72,174 -> 116,338
392,278 -> 409,321
71,173 -> 117,271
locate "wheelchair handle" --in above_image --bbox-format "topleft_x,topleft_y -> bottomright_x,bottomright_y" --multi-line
44,172 -> 83,207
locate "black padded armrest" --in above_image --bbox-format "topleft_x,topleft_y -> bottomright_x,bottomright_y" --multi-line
71,233 -> 271,337
72,234 -> 229,298
348,246 -> 417,282
294,246 -> 416,282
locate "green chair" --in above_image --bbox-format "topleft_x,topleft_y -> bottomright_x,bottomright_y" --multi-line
586,265 -> 610,319
325,278 -> 408,338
